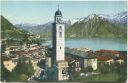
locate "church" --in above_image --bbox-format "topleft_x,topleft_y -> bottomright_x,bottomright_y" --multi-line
52,6 -> 69,81
45,7 -> 69,81
45,6 -> 97,81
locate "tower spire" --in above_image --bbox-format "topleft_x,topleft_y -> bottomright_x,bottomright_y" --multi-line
58,4 -> 59,10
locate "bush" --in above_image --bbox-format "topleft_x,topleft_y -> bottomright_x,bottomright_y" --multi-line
2,57 -> 35,82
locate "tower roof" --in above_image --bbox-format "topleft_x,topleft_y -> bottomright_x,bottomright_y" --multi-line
55,5 -> 62,16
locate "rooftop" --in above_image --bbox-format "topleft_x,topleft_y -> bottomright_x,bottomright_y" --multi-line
65,48 -> 96,59
55,5 -> 62,16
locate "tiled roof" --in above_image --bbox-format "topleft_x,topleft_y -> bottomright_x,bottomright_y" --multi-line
96,50 -> 120,55
97,56 -> 112,61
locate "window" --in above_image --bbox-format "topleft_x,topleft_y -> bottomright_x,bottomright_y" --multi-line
62,68 -> 66,74
59,26 -> 62,30
59,32 -> 62,37
57,18 -> 59,22
56,18 -> 61,23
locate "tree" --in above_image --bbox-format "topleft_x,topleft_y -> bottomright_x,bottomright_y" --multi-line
86,66 -> 93,73
5,56 -> 35,82
68,61 -> 77,80
13,57 -> 35,77
37,59 -> 46,69
19,74 -> 28,82
116,63 -> 127,81
98,63 -> 110,74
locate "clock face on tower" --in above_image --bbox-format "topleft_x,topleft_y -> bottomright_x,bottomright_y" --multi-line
56,17 -> 62,23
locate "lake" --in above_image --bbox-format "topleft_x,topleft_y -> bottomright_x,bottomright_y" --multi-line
42,38 -> 127,51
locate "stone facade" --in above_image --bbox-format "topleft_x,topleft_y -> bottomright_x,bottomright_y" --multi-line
54,61 -> 69,81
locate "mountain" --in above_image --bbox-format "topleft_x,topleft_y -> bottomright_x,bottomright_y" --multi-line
71,11 -> 127,25
1,16 -> 41,45
15,11 -> 127,39
112,12 -> 127,24
16,19 -> 72,38
67,18 -> 84,25
66,13 -> 127,39
16,22 -> 53,38
99,11 -> 127,24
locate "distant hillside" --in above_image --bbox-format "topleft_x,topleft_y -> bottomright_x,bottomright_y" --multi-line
15,11 -> 127,39
1,16 -> 41,45
66,14 -> 127,39
16,20 -> 71,38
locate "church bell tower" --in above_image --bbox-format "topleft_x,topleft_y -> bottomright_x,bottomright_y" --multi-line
52,6 -> 65,62
52,6 -> 69,81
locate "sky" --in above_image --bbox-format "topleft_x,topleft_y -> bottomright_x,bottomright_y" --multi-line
1,1 -> 127,24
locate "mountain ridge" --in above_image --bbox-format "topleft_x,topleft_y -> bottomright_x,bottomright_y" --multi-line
66,14 -> 127,39
1,16 -> 42,45
15,11 -> 127,39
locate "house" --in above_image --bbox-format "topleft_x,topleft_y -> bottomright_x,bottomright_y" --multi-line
84,58 -> 97,70
116,59 -> 124,64
66,48 -> 97,71
97,56 -> 114,65
114,57 -> 124,64
3,60 -> 17,72
105,59 -> 114,65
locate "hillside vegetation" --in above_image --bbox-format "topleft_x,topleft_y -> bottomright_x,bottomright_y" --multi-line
66,15 -> 127,40
1,16 -> 42,45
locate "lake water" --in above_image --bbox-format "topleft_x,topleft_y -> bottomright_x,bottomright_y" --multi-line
42,38 -> 127,51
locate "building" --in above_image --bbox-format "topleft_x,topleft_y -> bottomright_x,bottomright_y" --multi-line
84,58 -> 97,70
51,6 -> 69,81
65,48 -> 97,71
52,7 -> 65,61
45,6 -> 98,81
3,60 -> 17,72
116,59 -> 124,64
97,56 -> 114,65
46,57 -> 52,68
54,61 -> 69,80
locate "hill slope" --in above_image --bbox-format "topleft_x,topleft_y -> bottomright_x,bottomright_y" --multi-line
16,20 -> 71,38
1,16 -> 41,45
66,14 -> 127,39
